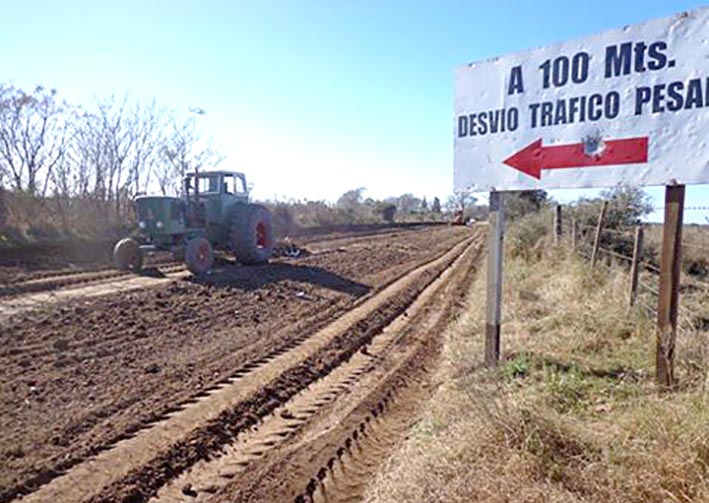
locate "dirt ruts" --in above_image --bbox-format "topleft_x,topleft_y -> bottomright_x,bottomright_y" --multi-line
0,226 -> 472,502
215,235 -> 484,503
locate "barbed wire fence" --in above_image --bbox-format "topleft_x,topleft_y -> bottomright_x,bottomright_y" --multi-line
555,203 -> 709,339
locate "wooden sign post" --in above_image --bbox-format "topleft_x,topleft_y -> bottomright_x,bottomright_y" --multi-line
485,191 -> 506,366
656,185 -> 685,390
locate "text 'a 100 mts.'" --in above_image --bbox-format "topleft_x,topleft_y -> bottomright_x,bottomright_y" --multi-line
457,41 -> 709,139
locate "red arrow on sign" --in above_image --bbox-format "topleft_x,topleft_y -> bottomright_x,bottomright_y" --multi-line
503,136 -> 649,179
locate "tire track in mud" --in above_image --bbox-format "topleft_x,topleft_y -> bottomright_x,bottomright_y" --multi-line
3,295 -> 349,503
0,226 -> 429,300
149,300 -> 411,502
212,235 -> 483,503
12,232 -> 481,503
0,230 -> 457,366
150,236 -> 483,503
0,232 -> 405,321
1,227 -> 470,502
298,364 -> 434,503
0,259 -> 184,298
0,264 -> 188,322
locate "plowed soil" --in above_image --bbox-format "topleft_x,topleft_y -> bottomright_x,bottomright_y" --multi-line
0,226 -> 471,502
176,236 -> 484,503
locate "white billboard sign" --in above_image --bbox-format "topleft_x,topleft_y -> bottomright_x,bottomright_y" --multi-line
454,7 -> 709,192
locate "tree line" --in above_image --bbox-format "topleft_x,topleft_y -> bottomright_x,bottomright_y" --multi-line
333,188 -> 481,223
0,84 -> 220,221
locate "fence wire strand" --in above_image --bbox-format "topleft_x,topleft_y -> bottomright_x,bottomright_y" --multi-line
560,208 -> 707,342
638,279 -> 660,297
601,227 -> 635,237
599,246 -> 634,263
642,260 -> 662,274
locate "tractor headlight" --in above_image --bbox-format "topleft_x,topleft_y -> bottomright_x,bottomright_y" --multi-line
156,221 -> 164,230
138,221 -> 146,230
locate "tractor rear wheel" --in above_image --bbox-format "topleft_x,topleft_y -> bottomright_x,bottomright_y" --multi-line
113,238 -> 143,273
230,204 -> 273,265
185,237 -> 214,275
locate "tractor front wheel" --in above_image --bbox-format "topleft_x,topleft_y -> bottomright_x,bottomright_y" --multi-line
185,237 -> 214,275
113,238 -> 143,273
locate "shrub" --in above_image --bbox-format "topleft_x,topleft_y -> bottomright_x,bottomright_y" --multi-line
506,209 -> 552,260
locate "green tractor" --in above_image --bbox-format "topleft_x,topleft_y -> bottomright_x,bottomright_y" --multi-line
113,170 -> 273,275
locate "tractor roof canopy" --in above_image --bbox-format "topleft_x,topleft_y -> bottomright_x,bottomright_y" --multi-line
184,171 -> 248,196
185,170 -> 246,178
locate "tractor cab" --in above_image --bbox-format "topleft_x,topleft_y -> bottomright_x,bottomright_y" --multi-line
183,171 -> 249,230
183,171 -> 248,202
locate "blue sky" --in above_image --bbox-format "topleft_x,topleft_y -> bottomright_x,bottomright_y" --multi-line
2,0 -> 707,222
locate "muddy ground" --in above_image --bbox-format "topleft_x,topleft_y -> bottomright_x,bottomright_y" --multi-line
0,225 -> 470,501
0,223 -> 446,284
210,237 -> 484,503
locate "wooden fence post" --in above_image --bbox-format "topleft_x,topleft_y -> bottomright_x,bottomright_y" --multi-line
656,185 -> 685,391
628,226 -> 644,307
571,217 -> 577,252
590,201 -> 608,268
485,191 -> 506,367
554,205 -> 562,246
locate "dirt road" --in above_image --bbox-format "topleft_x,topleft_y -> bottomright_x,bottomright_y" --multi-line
0,225 -> 482,503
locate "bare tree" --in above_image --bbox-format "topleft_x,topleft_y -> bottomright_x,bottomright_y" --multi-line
70,96 -> 168,216
336,187 -> 366,211
0,186 -> 6,229
98,97 -> 165,214
0,85 -> 226,231
61,106 -> 102,200
0,85 -> 67,195
157,113 -> 223,195
126,100 -> 166,195
445,192 -> 477,214
394,193 -> 422,214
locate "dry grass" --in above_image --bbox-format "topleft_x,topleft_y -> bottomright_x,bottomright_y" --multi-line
0,190 -> 130,246
264,200 -> 448,237
646,223 -> 709,279
364,235 -> 709,503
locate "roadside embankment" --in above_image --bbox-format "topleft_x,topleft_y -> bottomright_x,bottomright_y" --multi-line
364,233 -> 709,503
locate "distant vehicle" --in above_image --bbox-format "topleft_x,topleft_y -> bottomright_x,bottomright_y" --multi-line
451,210 -> 465,226
113,170 -> 273,274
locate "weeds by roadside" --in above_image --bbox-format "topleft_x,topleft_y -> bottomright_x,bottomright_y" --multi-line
364,232 -> 709,503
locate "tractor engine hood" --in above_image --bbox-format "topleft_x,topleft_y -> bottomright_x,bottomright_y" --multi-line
135,196 -> 184,234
